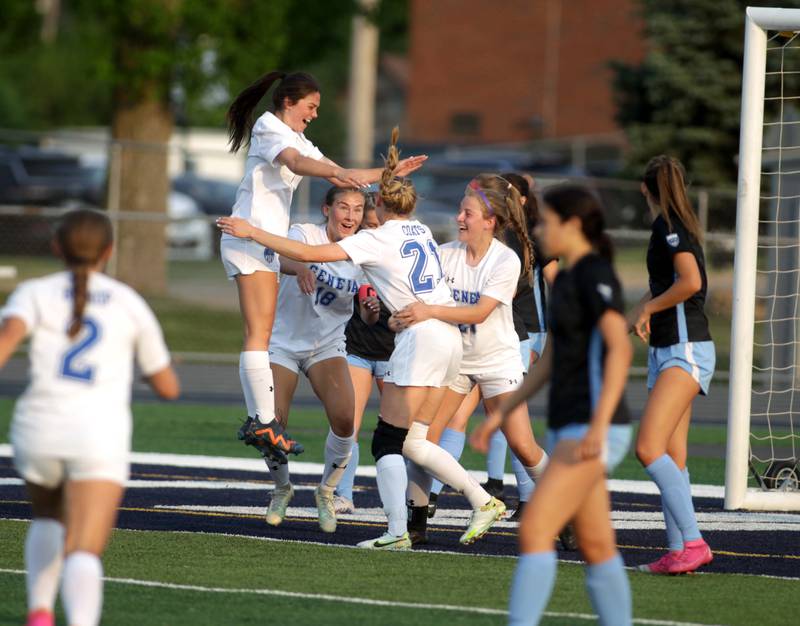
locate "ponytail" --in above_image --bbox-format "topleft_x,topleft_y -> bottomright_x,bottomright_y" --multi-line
226,71 -> 320,153
379,127 -> 417,215
542,185 -> 614,262
56,210 -> 113,339
643,155 -> 703,243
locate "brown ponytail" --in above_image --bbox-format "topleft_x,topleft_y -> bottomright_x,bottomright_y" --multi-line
55,210 -> 113,339
643,155 -> 703,243
379,127 -> 417,215
466,173 -> 533,277
226,71 -> 320,153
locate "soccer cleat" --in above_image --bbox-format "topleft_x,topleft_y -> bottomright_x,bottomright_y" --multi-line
558,523 -> 579,551
460,497 -> 506,545
508,499 -> 526,523
315,487 -> 337,533
481,478 -> 505,502
427,492 -> 438,518
357,532 -> 412,550
667,539 -> 713,574
638,551 -> 683,575
408,504 -> 429,546
333,494 -> 354,514
26,610 -> 54,626
238,415 -> 304,457
265,483 -> 294,526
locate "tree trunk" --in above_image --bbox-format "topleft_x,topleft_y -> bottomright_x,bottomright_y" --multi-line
111,88 -> 173,295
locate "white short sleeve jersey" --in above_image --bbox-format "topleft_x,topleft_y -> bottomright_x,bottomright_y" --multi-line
224,111 -> 324,239
2,271 -> 171,457
271,223 -> 365,353
439,239 -> 524,374
337,218 -> 453,313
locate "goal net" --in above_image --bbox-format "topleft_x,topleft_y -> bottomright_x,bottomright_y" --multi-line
726,7 -> 800,510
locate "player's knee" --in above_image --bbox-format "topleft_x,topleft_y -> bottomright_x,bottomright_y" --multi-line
371,417 -> 408,461
635,439 -> 663,466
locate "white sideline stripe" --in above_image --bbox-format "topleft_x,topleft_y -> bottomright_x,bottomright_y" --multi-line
0,477 -> 317,491
0,567 -> 724,625
0,445 -> 727,498
154,504 -> 800,533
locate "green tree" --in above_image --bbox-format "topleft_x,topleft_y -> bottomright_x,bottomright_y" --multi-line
613,0 -> 800,186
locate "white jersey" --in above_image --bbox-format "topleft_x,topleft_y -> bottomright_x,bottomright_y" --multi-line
1,271 -> 171,458
440,239 -> 523,374
223,111 -> 323,239
271,223 -> 364,353
337,218 -> 453,313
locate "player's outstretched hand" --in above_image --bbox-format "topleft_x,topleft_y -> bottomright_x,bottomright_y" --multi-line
394,302 -> 431,326
333,167 -> 372,189
394,155 -> 428,178
216,217 -> 255,239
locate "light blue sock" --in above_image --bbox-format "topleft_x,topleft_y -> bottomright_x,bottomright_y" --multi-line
430,428 -> 466,495
487,429 -> 508,481
646,455 -> 701,543
585,553 -> 632,626
508,551 -> 557,626
511,453 -> 534,502
662,466 -> 691,551
334,441 -> 359,502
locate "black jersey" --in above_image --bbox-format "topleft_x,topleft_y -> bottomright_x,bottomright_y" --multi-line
504,228 -> 535,341
530,241 -> 555,333
646,214 -> 711,347
548,253 -> 630,430
345,299 -> 395,361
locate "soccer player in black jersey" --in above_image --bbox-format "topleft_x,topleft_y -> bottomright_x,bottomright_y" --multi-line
502,185 -> 633,626
629,156 -> 715,575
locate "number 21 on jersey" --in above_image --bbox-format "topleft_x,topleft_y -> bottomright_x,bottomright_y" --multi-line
400,239 -> 443,294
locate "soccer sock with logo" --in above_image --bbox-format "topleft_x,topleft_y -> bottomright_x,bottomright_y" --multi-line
430,428 -> 466,496
335,440 -> 360,502
376,454 -> 408,536
239,351 -> 276,424
320,429 -> 353,494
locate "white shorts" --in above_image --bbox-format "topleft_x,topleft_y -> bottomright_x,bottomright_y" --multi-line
449,370 -> 524,399
270,342 -> 348,376
220,236 -> 279,278
13,444 -> 129,488
384,319 -> 462,387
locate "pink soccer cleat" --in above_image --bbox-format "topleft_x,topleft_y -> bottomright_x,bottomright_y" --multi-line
668,538 -> 713,574
26,610 -> 54,626
637,551 -> 682,574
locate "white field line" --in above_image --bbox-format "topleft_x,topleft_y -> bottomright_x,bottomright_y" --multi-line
0,444 -> 726,498
0,567 -> 725,626
153,504 -> 800,533
0,477 -> 318,491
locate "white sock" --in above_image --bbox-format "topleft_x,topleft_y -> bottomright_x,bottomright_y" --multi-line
25,519 -> 64,612
320,430 -> 353,494
264,456 -> 291,489
239,351 -> 276,423
526,450 -> 549,482
402,422 -> 490,509
376,454 -> 408,536
406,460 -> 432,508
61,551 -> 103,626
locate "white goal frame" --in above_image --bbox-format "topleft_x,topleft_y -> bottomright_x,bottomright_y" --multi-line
725,7 -> 800,511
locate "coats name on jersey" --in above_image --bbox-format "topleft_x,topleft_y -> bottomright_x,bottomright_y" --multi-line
308,263 -> 359,295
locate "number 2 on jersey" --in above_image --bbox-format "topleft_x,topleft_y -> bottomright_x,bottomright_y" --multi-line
401,239 -> 443,294
60,318 -> 100,382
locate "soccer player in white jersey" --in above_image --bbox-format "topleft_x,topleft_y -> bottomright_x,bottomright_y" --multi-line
218,128 -> 505,549
392,174 -> 548,543
0,210 -> 179,626
263,186 -> 379,533
221,71 -> 426,459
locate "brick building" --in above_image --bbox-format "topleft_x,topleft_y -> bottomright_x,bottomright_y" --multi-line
406,0 -> 646,144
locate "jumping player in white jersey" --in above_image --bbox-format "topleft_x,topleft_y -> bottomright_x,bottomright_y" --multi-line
218,128 -> 505,549
0,210 -> 179,626
262,186 -> 379,533
221,71 -> 426,460
392,174 -> 548,544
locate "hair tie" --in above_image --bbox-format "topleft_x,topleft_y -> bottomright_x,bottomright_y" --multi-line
468,179 -> 494,216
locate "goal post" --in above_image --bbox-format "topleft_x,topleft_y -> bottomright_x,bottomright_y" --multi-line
725,7 -> 800,511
